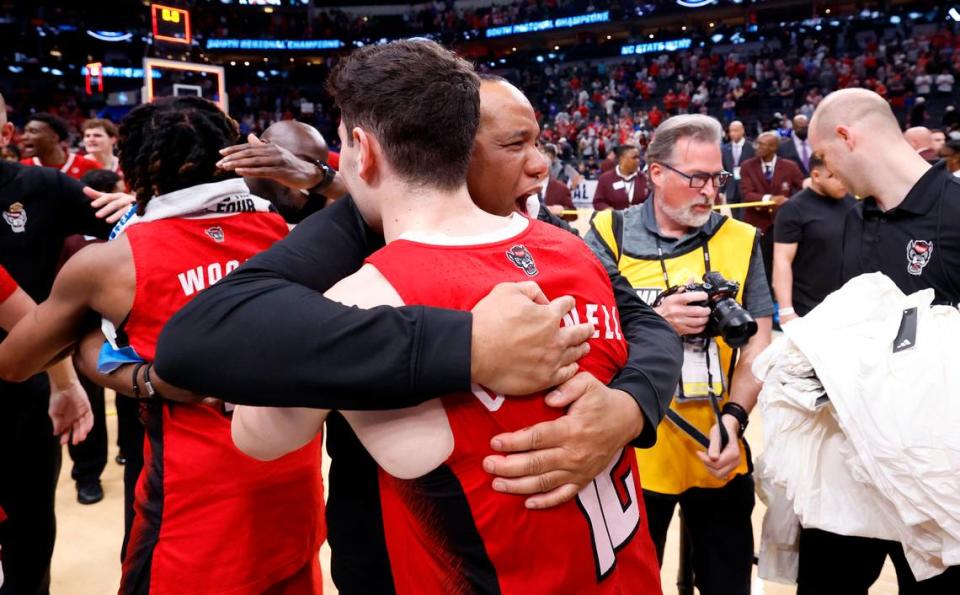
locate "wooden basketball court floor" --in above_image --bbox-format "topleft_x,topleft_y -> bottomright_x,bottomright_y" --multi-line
50,391 -> 899,594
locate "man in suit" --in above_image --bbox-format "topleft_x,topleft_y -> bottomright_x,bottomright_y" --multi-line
740,131 -> 805,290
903,126 -> 941,163
593,144 -> 647,210
777,114 -> 812,175
721,120 -> 755,214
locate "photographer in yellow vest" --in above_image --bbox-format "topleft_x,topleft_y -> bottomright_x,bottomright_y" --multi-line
585,114 -> 773,595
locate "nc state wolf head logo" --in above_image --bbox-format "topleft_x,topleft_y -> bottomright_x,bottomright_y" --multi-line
906,239 -> 933,276
506,244 -> 538,277
2,202 -> 26,234
205,225 -> 225,243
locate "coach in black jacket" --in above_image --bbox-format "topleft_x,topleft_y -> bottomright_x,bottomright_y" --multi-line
153,78 -> 682,594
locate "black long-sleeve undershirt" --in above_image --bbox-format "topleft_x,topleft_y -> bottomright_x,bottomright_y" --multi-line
154,197 -> 681,445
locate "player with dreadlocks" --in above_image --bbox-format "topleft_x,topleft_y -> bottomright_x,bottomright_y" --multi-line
0,96 -> 326,594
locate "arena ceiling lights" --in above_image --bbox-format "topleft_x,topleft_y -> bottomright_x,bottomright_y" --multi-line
86,30 -> 134,42
675,0 -> 718,7
485,11 -> 609,39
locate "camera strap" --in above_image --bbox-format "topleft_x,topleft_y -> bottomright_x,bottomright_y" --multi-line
656,238 -> 731,451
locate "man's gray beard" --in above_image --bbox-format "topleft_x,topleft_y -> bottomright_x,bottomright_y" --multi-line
661,200 -> 712,229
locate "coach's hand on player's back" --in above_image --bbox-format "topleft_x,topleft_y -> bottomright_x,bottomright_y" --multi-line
470,282 -> 593,396
483,372 -> 643,509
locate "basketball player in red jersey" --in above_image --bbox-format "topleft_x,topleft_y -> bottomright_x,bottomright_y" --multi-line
0,97 -> 325,594
20,113 -> 101,180
232,40 -> 662,594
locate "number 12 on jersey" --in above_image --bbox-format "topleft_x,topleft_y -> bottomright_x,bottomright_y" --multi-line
577,450 -> 642,579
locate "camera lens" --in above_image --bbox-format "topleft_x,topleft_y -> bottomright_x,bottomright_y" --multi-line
711,297 -> 758,348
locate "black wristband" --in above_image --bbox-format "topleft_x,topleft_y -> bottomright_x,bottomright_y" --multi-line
131,362 -> 145,399
721,401 -> 750,437
143,362 -> 159,400
308,160 -> 336,195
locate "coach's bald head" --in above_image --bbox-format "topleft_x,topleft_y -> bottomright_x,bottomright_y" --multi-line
261,120 -> 329,164
810,88 -> 931,205
245,121 -> 329,221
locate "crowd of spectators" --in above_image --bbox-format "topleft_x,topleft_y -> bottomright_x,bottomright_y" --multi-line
195,0 -> 723,45
3,6 -> 958,183
520,13 -> 960,177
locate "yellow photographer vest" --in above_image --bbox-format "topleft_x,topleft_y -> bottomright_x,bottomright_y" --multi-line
592,209 -> 757,494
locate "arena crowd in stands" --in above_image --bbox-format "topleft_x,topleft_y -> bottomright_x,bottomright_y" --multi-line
1,4 -> 958,182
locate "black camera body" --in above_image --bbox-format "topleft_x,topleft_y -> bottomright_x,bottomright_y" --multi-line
656,271 -> 758,348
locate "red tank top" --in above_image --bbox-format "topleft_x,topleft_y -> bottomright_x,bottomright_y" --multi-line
365,218 -> 662,595
120,213 -> 325,595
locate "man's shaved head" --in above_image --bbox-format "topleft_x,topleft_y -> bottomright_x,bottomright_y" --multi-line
728,120 -> 745,142
244,120 -> 330,221
903,127 -> 933,152
810,88 -> 901,141
261,120 -> 329,164
809,88 -> 931,202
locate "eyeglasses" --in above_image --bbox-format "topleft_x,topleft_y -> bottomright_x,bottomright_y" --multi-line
659,163 -> 732,189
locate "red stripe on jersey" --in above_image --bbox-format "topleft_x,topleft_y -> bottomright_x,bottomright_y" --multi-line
366,218 -> 662,595
120,213 -> 326,594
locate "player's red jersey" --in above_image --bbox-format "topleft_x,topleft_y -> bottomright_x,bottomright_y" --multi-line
118,212 -> 325,595
365,217 -> 662,595
0,265 -> 17,302
21,153 -> 101,180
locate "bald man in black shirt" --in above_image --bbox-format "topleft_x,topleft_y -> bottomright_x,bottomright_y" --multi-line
805,87 -> 960,594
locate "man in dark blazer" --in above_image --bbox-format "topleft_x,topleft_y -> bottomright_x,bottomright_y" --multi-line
740,131 -> 805,287
541,176 -> 577,221
592,144 -> 647,210
721,120 -> 755,213
778,114 -> 812,175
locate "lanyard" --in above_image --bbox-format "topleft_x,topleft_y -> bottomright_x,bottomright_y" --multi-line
655,235 -> 730,449
655,235 -> 712,290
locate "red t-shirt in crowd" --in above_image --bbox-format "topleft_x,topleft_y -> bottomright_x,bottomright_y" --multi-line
21,153 -> 101,180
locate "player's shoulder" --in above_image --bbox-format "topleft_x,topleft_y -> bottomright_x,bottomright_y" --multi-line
326,263 -> 404,309
56,235 -> 132,294
528,217 -> 587,249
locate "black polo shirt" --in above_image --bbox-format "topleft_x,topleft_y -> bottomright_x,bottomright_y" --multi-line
0,160 -> 111,302
0,160 -> 111,398
841,161 -> 960,305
